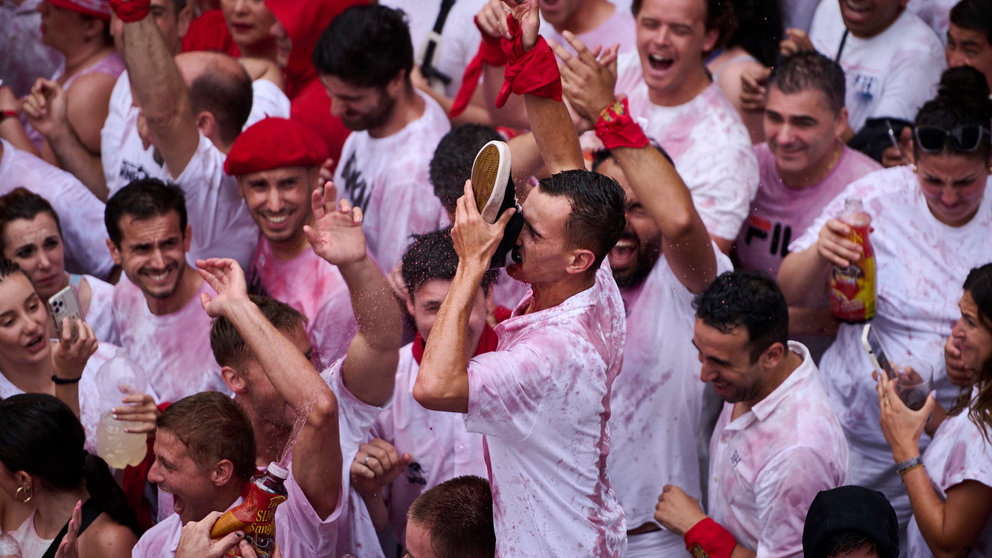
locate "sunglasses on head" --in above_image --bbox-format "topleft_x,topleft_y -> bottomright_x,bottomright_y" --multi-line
913,124 -> 990,153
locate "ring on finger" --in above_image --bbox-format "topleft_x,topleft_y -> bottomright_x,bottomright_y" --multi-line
363,455 -> 371,465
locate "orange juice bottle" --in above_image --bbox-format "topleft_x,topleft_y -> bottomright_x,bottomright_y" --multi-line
210,463 -> 288,558
829,198 -> 876,322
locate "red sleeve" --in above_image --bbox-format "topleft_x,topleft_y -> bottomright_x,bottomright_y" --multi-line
182,9 -> 240,57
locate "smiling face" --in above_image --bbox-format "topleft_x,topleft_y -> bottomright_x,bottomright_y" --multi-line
598,158 -> 662,288
505,188 -> 574,287
109,211 -> 191,301
914,151 -> 989,227
221,0 -> 276,55
2,214 -> 67,300
0,272 -> 51,371
237,166 -> 313,252
947,290 -> 992,385
634,0 -> 718,106
837,0 -> 907,38
147,429 -> 225,523
693,318 -> 771,404
765,86 -> 847,187
946,24 -> 992,91
319,74 -> 397,134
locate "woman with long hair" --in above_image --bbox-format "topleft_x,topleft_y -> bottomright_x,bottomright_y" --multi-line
0,393 -> 140,557
878,264 -> 992,557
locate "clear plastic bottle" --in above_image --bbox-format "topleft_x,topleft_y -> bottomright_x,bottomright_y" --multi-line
210,463 -> 289,558
829,198 -> 877,322
95,349 -> 149,469
0,533 -> 21,558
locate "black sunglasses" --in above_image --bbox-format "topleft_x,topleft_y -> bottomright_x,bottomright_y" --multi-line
913,124 -> 990,153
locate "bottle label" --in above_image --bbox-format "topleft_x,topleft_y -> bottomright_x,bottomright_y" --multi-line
829,223 -> 877,322
213,483 -> 287,558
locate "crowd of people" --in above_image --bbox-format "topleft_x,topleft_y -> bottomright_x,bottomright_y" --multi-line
1,0 -> 991,556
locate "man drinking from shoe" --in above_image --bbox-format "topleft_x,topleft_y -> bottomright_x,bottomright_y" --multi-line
413,1 -> 628,555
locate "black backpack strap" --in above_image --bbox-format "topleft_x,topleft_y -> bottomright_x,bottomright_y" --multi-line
421,0 -> 458,86
42,499 -> 103,558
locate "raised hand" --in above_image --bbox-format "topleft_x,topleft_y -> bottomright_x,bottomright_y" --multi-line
195,258 -> 250,318
350,438 -> 414,498
53,500 -> 82,558
22,78 -> 69,139
114,393 -> 161,435
175,510 -> 245,558
779,28 -> 815,56
876,370 -> 936,462
502,0 -> 539,52
52,318 -> 98,381
740,66 -> 771,112
452,180 -> 516,270
304,181 -> 368,266
549,31 -> 620,123
816,218 -> 863,268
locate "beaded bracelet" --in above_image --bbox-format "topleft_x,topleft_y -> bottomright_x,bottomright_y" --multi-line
896,456 -> 924,476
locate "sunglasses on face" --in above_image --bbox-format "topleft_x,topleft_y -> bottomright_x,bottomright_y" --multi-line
914,124 -> 990,153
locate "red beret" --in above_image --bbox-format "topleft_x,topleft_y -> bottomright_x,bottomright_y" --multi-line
225,117 -> 330,176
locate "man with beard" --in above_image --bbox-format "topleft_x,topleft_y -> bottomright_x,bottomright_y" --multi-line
105,178 -> 227,401
315,5 -> 451,273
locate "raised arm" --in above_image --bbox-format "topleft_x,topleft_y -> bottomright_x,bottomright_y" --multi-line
552,32 -> 716,292
197,258 -> 341,519
117,2 -> 200,177
304,183 -> 403,407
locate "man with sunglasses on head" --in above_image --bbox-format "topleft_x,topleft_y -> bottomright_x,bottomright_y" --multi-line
778,65 -> 992,543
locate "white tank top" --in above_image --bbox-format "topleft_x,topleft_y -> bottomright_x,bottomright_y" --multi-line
8,510 -> 54,558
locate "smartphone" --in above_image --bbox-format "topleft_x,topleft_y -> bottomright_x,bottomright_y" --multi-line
861,323 -> 895,379
48,285 -> 83,339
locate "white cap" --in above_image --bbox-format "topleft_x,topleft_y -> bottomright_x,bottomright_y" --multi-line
266,462 -> 289,479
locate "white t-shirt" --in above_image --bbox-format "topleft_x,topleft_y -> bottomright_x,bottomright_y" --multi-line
907,389 -> 992,557
111,275 -> 227,402
708,342 -> 849,558
809,0 -> 945,133
166,133 -> 259,270
372,344 -> 488,543
614,56 -> 759,241
381,0 -> 488,99
75,273 -> 119,345
790,167 -> 992,522
609,245 -> 732,549
101,71 -> 290,197
0,139 -> 114,280
465,263 -> 627,557
736,143 -> 881,278
906,0 -> 956,45
540,5 -> 637,57
332,91 -> 450,273
247,237 -> 357,367
0,0 -> 62,98
779,0 -> 818,33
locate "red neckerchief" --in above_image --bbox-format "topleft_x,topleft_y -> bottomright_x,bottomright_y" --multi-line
412,323 -> 499,365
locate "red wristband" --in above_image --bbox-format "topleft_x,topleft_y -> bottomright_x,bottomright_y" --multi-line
684,518 -> 737,558
0,110 -> 18,122
494,15 -> 562,108
110,0 -> 150,22
594,97 -> 649,150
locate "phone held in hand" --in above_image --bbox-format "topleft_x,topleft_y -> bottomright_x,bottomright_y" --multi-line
861,323 -> 894,379
48,285 -> 83,340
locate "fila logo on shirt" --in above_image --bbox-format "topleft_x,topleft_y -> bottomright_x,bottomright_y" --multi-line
744,215 -> 792,259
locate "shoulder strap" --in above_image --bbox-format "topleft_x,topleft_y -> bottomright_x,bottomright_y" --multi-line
421,0 -> 458,85
41,499 -> 103,558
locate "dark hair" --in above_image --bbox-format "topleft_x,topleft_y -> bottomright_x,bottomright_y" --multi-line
767,51 -> 846,114
913,67 -> 992,159
717,0 -> 782,66
401,228 -> 498,299
187,54 -> 253,146
536,170 -> 626,271
430,125 -> 504,211
0,188 -> 63,253
211,295 -> 307,369
312,5 -> 414,89
694,271 -> 789,362
950,0 -> 992,45
157,392 -> 257,482
0,258 -> 27,283
407,475 -> 495,558
171,0 -> 188,12
0,394 -> 142,536
803,485 -> 898,558
590,141 -> 674,173
632,0 -> 730,34
105,178 -> 188,248
959,263 -> 992,443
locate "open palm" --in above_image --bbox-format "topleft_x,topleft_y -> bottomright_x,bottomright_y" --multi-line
304,182 -> 368,266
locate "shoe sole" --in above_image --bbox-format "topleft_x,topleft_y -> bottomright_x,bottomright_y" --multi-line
471,140 -> 511,224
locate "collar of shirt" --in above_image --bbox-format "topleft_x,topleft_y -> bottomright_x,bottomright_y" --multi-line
727,341 -> 814,428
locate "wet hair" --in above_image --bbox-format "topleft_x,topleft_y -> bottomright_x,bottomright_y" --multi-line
188,55 -> 253,146
429,125 -> 504,212
104,178 -> 188,249
913,67 -> 992,159
694,271 -> 789,363
407,475 -> 495,558
767,51 -> 846,115
0,188 -> 63,254
157,391 -> 257,482
536,169 -> 626,271
312,5 -> 414,90
716,0 -> 782,66
0,394 -> 142,536
632,0 -> 730,34
950,0 -> 992,45
590,141 -> 674,172
400,228 -> 499,299
210,295 -> 307,370
958,263 -> 992,443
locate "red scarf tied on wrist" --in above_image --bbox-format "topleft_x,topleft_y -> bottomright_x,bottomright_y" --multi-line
494,15 -> 562,108
110,0 -> 150,22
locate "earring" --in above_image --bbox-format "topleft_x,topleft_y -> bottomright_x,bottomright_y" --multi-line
14,485 -> 32,503
912,164 -> 918,173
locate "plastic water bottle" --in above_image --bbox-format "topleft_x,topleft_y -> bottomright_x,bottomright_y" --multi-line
0,533 -> 21,558
95,349 -> 149,469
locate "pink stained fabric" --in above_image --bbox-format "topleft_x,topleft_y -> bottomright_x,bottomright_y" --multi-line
708,342 -> 849,558
735,143 -> 881,278
465,262 -> 627,557
247,237 -> 358,367
539,4 -> 637,57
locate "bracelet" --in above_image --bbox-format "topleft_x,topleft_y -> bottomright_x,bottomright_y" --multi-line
896,456 -> 923,476
51,374 -> 82,385
594,97 -> 650,150
684,517 -> 737,558
109,0 -> 150,22
0,109 -> 18,122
